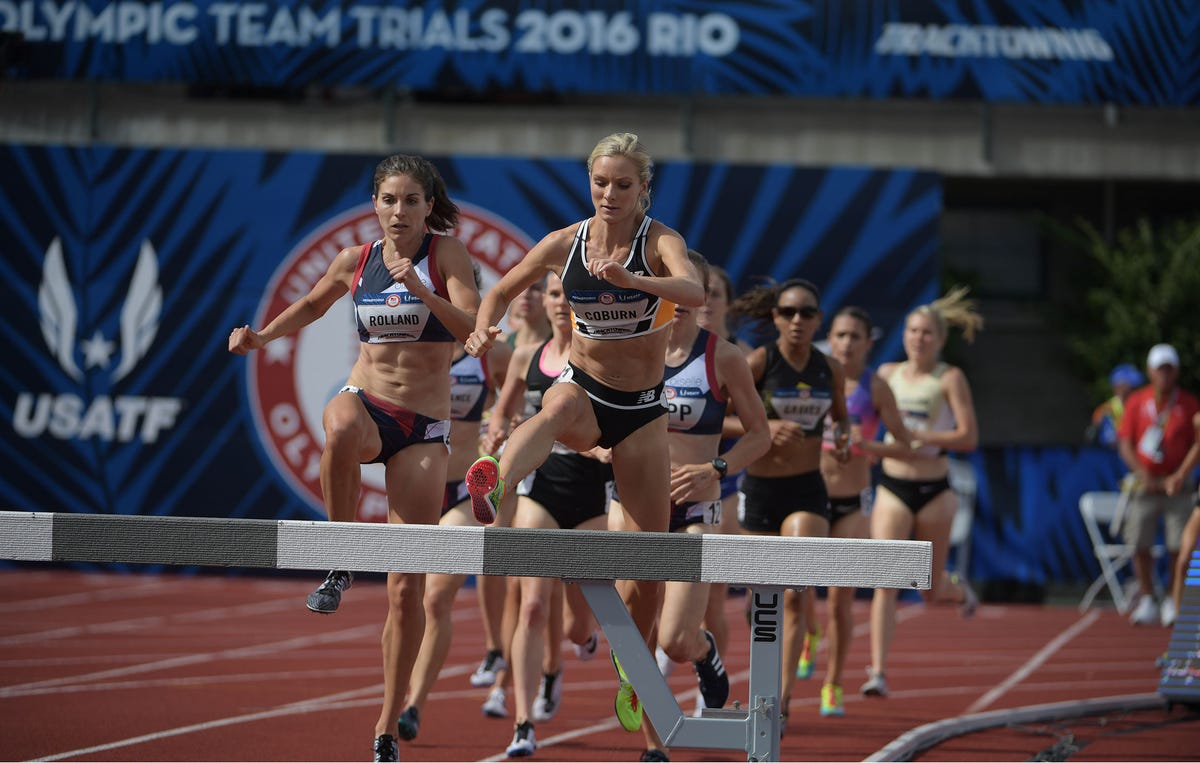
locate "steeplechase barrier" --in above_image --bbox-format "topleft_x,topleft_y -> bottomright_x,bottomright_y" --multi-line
0,510 -> 931,761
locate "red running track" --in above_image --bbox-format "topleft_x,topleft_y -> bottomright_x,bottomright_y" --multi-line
1,568 -> 1194,762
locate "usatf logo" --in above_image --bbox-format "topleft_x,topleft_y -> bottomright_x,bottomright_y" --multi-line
599,292 -> 615,305
12,238 -> 183,443
248,203 -> 533,520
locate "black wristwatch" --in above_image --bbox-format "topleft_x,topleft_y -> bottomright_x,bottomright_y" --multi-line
710,457 -> 728,478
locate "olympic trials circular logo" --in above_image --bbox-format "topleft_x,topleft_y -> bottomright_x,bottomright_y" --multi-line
248,202 -> 534,521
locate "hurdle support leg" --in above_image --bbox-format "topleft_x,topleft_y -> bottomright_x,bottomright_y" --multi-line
577,581 -> 786,762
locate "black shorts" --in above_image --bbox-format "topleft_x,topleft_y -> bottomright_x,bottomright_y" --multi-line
740,470 -> 830,533
442,480 -> 467,515
342,386 -> 450,465
828,493 -> 865,523
670,499 -> 722,533
878,473 -> 951,513
518,451 -> 613,529
557,363 -> 668,449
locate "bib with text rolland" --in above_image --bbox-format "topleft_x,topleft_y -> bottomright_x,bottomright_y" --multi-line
352,236 -> 454,344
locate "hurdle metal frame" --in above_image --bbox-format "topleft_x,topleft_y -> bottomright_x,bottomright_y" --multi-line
0,511 -> 932,762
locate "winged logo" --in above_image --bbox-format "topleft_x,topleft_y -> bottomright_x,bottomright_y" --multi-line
37,237 -> 163,382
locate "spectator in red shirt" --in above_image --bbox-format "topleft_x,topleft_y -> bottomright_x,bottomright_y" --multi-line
1117,344 -> 1200,627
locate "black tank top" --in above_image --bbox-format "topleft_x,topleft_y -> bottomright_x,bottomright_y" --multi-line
523,339 -> 564,415
757,343 -> 834,437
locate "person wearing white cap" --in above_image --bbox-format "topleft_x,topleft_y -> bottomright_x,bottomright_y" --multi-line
1116,344 -> 1200,627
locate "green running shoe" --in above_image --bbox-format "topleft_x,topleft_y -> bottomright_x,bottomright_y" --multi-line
466,455 -> 506,524
796,626 -> 820,679
610,649 -> 643,732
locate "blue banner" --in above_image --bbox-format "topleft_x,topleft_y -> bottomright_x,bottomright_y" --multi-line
0,144 -> 939,530
4,1 -> 1196,105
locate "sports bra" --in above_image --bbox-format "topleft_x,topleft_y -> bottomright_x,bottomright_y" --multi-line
664,330 -> 727,435
823,366 -> 880,455
758,343 -> 834,438
449,352 -> 490,423
523,339 -> 565,415
351,236 -> 454,344
560,216 -> 675,340
885,362 -> 955,457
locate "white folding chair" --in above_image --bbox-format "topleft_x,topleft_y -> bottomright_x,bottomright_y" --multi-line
947,459 -> 976,576
1078,490 -> 1139,613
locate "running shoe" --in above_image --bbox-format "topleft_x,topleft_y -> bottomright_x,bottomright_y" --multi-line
471,649 -> 508,687
574,629 -> 599,661
640,748 -> 670,762
306,570 -> 353,614
1130,594 -> 1159,625
482,686 -> 508,718
820,683 -> 844,717
1160,597 -> 1178,627
466,455 -> 506,524
396,706 -> 419,741
611,650 -> 643,732
693,630 -> 729,709
796,626 -> 821,679
861,667 -> 888,697
951,573 -> 979,619
531,671 -> 562,722
505,720 -> 536,757
372,734 -> 398,762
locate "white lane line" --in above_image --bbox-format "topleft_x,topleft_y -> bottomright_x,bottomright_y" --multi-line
0,596 -> 299,646
963,609 -> 1100,715
0,622 -> 380,696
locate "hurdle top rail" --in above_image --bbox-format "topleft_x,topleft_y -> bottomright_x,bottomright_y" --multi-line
0,510 -> 932,590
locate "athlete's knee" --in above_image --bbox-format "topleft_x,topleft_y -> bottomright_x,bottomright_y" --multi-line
519,592 -> 550,629
422,579 -> 458,621
387,573 -> 425,617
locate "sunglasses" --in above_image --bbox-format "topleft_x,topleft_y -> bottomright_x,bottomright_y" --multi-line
774,305 -> 820,320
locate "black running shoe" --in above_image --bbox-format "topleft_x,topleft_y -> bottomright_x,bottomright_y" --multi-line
373,734 -> 398,762
640,748 -> 670,762
396,706 -> 419,741
306,570 -> 353,614
693,630 -> 729,709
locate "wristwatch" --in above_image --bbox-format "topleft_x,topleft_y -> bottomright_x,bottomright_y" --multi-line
711,457 -> 728,478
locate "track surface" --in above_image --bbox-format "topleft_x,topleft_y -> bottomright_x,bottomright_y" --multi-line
1,569 -> 1195,762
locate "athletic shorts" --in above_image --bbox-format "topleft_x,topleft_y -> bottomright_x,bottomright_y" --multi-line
556,363 -> 668,449
517,451 -> 613,529
828,487 -> 873,523
342,386 -> 450,465
442,479 -> 468,515
670,499 -> 722,533
739,470 -> 830,533
878,473 -> 951,513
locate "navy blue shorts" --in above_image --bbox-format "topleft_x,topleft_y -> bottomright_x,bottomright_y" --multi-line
341,386 -> 450,465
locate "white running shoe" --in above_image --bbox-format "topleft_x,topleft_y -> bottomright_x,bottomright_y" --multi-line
574,630 -> 599,661
1160,597 -> 1178,628
861,667 -> 888,697
505,721 -> 536,757
1130,594 -> 1159,626
531,671 -> 562,722
471,649 -> 508,687
482,686 -> 509,718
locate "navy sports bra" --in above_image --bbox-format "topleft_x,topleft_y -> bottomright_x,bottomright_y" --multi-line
351,235 -> 454,343
664,330 -> 727,435
449,351 -> 490,423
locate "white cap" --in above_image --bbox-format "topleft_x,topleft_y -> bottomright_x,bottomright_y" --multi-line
1147,343 -> 1179,369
